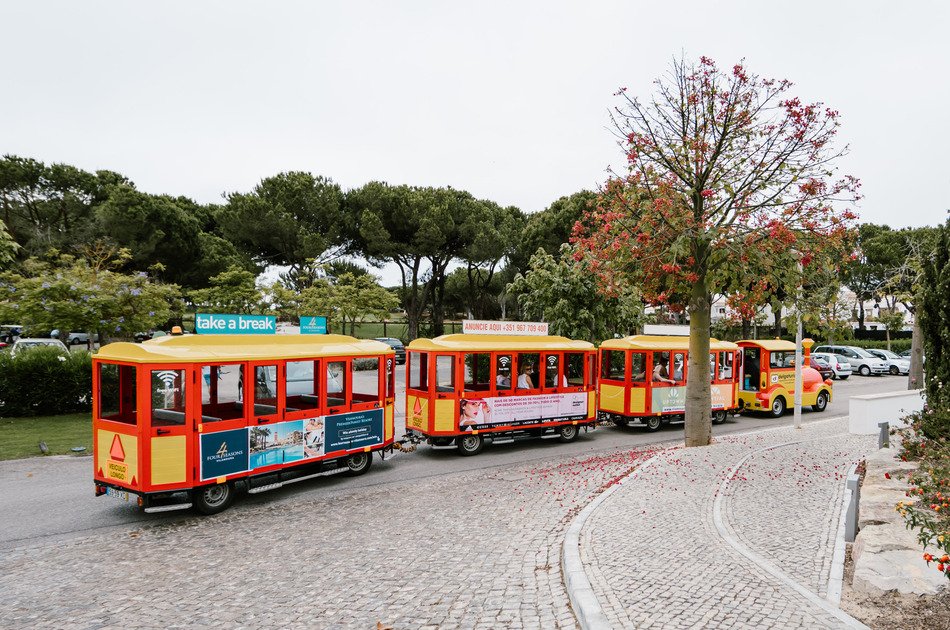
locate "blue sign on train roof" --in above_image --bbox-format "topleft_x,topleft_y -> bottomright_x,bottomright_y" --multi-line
195,313 -> 276,335
300,316 -> 328,335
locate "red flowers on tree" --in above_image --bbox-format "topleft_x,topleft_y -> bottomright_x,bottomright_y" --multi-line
574,56 -> 860,447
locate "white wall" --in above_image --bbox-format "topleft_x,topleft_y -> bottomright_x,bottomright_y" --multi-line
849,390 -> 925,434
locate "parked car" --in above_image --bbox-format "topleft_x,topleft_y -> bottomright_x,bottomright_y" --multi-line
134,330 -> 168,343
67,332 -> 99,346
813,345 -> 888,376
811,352 -> 852,380
865,348 -> 910,375
374,337 -> 406,364
10,338 -> 69,357
808,356 -> 834,381
0,325 -> 22,344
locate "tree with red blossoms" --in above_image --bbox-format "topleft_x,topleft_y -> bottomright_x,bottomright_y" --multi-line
575,56 -> 859,447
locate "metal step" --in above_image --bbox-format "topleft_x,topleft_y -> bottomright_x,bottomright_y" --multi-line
144,503 -> 192,513
247,467 -> 348,494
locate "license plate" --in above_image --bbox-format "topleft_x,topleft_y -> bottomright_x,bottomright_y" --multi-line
106,487 -> 130,502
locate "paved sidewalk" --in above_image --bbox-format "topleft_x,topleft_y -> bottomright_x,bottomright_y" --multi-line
580,416 -> 875,629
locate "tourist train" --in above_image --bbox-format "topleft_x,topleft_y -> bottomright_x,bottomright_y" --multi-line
92,326 -> 829,514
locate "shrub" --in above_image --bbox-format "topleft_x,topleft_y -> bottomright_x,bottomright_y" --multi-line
0,348 -> 92,417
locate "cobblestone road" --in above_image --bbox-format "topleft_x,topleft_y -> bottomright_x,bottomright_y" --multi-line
0,444 -> 659,629
581,416 -> 875,629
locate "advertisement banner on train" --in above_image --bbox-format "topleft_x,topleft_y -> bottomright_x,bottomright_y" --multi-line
324,409 -> 385,452
651,386 -> 686,413
710,384 -> 733,410
458,392 -> 587,431
200,428 -> 250,480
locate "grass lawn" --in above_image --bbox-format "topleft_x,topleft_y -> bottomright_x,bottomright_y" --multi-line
0,413 -> 92,461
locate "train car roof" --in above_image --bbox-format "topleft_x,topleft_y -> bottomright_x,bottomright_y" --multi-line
736,339 -> 797,351
407,333 -> 594,352
94,334 -> 394,363
599,335 -> 739,351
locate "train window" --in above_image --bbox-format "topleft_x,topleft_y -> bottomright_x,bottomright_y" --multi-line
463,353 -> 491,392
99,363 -> 137,425
495,354 -> 514,391
436,355 -> 455,392
285,361 -> 319,412
770,351 -> 796,368
565,353 -> 585,386
672,352 -> 686,382
352,356 -> 380,402
719,352 -> 734,380
543,353 -> 561,388
409,352 -> 429,391
516,352 -> 540,390
630,352 -> 646,384
602,350 -> 625,381
326,361 -> 347,407
201,364 -> 245,421
151,369 -> 187,427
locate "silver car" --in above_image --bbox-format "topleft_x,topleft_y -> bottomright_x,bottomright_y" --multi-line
811,352 -> 852,380
866,349 -> 910,375
813,345 -> 888,376
10,338 -> 69,357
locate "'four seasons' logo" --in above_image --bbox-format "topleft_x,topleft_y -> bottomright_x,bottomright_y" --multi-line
216,441 -> 229,457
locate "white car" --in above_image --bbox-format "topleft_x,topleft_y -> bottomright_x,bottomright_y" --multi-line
812,352 -> 852,380
813,345 -> 888,376
10,338 -> 69,357
866,349 -> 911,375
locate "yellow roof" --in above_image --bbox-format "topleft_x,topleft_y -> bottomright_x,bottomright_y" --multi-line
737,339 -> 796,351
94,334 -> 394,364
599,335 -> 739,351
407,333 -> 594,352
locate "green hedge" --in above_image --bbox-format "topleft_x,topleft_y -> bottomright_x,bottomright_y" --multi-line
0,348 -> 92,417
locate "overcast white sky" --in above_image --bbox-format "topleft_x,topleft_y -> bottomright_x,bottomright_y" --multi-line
2,1 -> 947,284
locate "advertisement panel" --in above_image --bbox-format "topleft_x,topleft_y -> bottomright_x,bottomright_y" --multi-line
300,316 -> 328,334
457,392 -> 588,431
200,428 -> 249,480
196,313 -> 276,335
651,386 -> 686,413
710,384 -> 733,410
325,409 -> 385,452
461,320 -> 548,336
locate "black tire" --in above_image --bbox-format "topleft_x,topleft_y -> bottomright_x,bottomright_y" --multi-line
645,416 -> 662,432
770,396 -> 786,418
456,433 -> 483,456
712,410 -> 727,425
70,338 -> 80,346
859,365 -> 871,377
812,391 -> 829,412
840,375 -> 849,380
194,482 -> 234,515
830,373 -> 838,380
344,451 -> 373,476
611,416 -> 629,428
889,365 -> 899,375
559,424 -> 579,443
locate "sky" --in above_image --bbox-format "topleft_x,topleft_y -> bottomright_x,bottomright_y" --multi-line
2,1 -> 947,284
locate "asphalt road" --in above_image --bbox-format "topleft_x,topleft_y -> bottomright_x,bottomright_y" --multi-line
0,373 -> 906,551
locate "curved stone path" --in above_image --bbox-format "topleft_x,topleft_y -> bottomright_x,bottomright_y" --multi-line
580,417 -> 875,629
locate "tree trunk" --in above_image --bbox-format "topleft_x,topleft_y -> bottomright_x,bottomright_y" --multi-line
741,318 -> 751,340
685,277 -> 712,448
772,304 -> 783,338
909,314 -> 924,390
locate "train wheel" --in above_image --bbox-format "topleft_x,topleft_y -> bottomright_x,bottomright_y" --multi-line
770,397 -> 786,418
559,424 -> 579,443
345,451 -> 373,476
712,410 -> 727,425
645,416 -> 662,432
194,482 -> 234,515
812,391 -> 829,412
456,433 -> 484,456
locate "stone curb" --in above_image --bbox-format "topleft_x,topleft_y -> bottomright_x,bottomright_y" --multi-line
712,438 -> 871,630
561,453 -> 662,630
561,413 -> 850,630
828,462 -> 858,604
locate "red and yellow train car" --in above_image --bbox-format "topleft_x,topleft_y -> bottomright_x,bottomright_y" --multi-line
93,333 -> 395,514
404,334 -> 597,455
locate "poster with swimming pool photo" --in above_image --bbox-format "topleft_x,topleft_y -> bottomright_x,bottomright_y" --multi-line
249,420 -> 305,469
